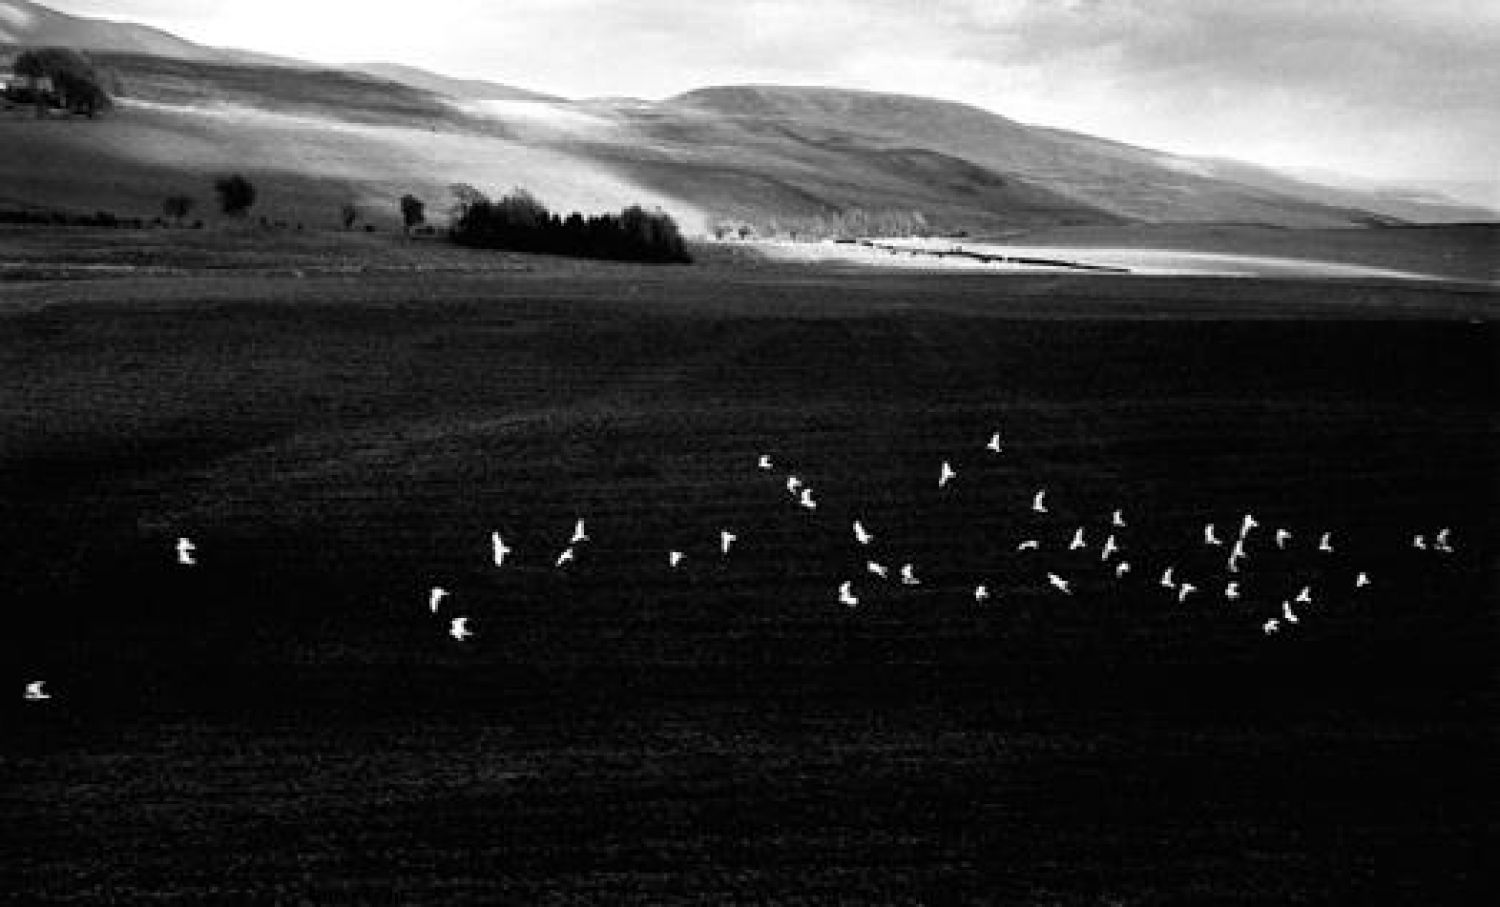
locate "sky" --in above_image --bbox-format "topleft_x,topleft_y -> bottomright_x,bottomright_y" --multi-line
29,0 -> 1500,191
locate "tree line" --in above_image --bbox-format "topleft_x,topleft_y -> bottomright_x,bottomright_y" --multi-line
448,185 -> 691,263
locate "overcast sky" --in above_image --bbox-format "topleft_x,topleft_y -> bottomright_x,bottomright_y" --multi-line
35,0 -> 1500,188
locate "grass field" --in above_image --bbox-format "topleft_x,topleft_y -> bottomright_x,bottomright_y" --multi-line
2,228 -> 1495,902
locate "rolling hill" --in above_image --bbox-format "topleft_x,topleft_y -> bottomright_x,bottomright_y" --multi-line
2,1 -> 1493,235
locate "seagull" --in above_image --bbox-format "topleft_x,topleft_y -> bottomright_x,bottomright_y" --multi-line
1032,489 -> 1048,514
1225,581 -> 1241,601
176,537 -> 196,566
1240,514 -> 1259,538
555,547 -> 575,568
449,617 -> 473,641
1275,529 -> 1291,549
900,563 -> 921,586
720,530 -> 737,555
799,488 -> 817,510
491,532 -> 512,567
1355,571 -> 1371,589
1434,528 -> 1453,553
1412,534 -> 1427,550
787,476 -> 803,495
429,586 -> 448,613
975,584 -> 990,602
1230,538 -> 1248,563
1046,572 -> 1072,595
986,432 -> 1003,453
1100,535 -> 1119,561
1115,561 -> 1131,578
939,461 -> 957,488
867,560 -> 889,579
24,681 -> 50,701
1263,618 -> 1281,635
1318,532 -> 1333,553
838,581 -> 859,607
1295,586 -> 1312,604
1111,509 -> 1126,528
669,550 -> 684,568
1017,539 -> 1040,551
1160,566 -> 1177,590
758,454 -> 773,470
1069,528 -> 1086,551
1282,601 -> 1299,624
1177,583 -> 1197,604
1204,524 -> 1223,546
570,519 -> 589,544
853,521 -> 874,545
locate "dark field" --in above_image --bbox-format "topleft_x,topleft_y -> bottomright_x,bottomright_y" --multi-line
2,245 -> 1495,903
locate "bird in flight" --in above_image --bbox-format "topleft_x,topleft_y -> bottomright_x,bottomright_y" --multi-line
939,461 -> 957,489
570,519 -> 589,545
758,454 -> 773,470
1033,490 -> 1048,514
1115,561 -> 1131,578
555,547 -> 575,568
853,521 -> 874,545
787,476 -> 803,495
1275,529 -> 1292,549
1160,566 -> 1177,590
24,681 -> 50,701
1046,572 -> 1072,595
1240,514 -> 1259,538
1295,586 -> 1312,605
176,537 -> 196,566
1069,528 -> 1086,551
1281,601 -> 1299,624
1263,618 -> 1281,635
491,532 -> 512,568
669,550 -> 684,568
838,581 -> 859,607
720,530 -> 737,555
1318,532 -> 1334,553
429,587 -> 448,614
1177,583 -> 1197,604
1204,524 -> 1223,546
1112,509 -> 1126,528
900,563 -> 921,586
1228,538 -> 1247,573
986,432 -> 1002,453
449,617 -> 473,641
1412,534 -> 1427,550
1017,539 -> 1040,552
1355,572 -> 1371,588
975,584 -> 990,602
1225,581 -> 1241,601
867,561 -> 889,579
1434,528 -> 1454,553
799,488 -> 818,510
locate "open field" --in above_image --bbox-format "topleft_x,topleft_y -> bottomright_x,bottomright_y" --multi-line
2,228 -> 1495,902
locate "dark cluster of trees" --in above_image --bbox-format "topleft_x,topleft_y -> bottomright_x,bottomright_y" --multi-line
449,185 -> 690,263
714,208 -> 935,242
5,48 -> 116,117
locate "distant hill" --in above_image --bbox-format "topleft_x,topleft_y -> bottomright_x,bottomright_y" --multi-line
352,62 -> 558,103
0,0 -> 301,67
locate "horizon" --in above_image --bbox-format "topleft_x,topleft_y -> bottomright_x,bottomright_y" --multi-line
6,0 -> 1500,204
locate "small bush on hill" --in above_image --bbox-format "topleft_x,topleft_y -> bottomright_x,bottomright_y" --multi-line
214,174 -> 256,217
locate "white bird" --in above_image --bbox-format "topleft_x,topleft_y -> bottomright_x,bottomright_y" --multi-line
1100,535 -> 1119,561
429,586 -> 448,613
900,563 -> 921,586
1281,601 -> 1299,624
1225,581 -> 1241,601
758,454 -> 773,470
1112,509 -> 1126,528
1204,524 -> 1223,546
1355,572 -> 1371,588
1177,583 -> 1197,603
449,617 -> 473,641
24,681 -> 50,701
555,547 -> 575,568
1240,514 -> 1259,538
720,530 -> 737,555
838,581 -> 859,607
491,532 -> 512,567
1046,572 -> 1072,595
1434,528 -> 1453,553
669,550 -> 684,568
1275,529 -> 1291,549
1230,538 -> 1248,563
799,488 -> 817,510
867,561 -> 889,579
570,519 -> 589,544
1115,561 -> 1131,578
853,521 -> 874,545
176,537 -> 196,566
1318,532 -> 1333,553
787,476 -> 803,494
986,432 -> 1002,453
1295,586 -> 1312,604
975,584 -> 990,602
939,461 -> 957,488
1412,534 -> 1427,550
1017,539 -> 1040,552
1033,489 -> 1048,513
1069,527 -> 1086,551
1160,566 -> 1177,590
1263,618 -> 1280,635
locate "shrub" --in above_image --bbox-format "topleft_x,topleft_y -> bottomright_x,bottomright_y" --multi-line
214,174 -> 256,217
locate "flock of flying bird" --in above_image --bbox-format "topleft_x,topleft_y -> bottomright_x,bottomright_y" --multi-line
23,428 -> 1461,702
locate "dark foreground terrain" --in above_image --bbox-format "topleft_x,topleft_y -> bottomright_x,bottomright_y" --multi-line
2,234 -> 1495,903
